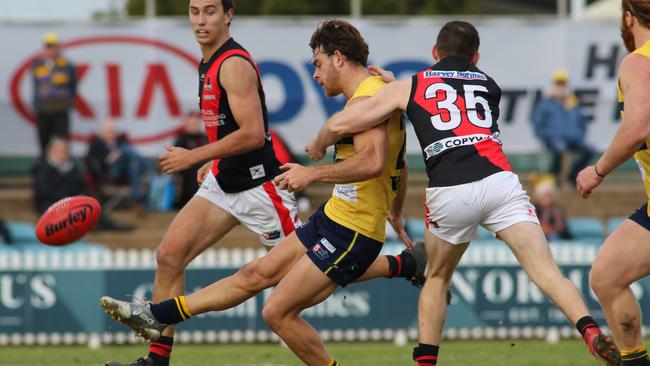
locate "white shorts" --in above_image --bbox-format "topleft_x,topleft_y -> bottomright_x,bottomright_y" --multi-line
195,173 -> 300,246
425,171 -> 539,245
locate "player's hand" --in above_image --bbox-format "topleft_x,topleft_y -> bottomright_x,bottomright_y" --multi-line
576,165 -> 603,199
197,161 -> 213,184
159,146 -> 193,174
368,65 -> 396,83
274,163 -> 315,193
388,212 -> 414,249
305,138 -> 326,161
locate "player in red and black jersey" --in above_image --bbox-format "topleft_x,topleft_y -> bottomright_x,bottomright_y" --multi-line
101,17 -> 429,366
103,1 -> 299,366
310,21 -> 621,366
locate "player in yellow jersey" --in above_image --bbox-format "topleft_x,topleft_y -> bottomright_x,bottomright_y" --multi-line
260,20 -> 409,366
577,1 -> 650,365
100,20 -> 423,366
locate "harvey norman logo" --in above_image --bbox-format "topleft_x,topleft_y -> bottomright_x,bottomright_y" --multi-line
424,70 -> 487,81
424,132 -> 502,159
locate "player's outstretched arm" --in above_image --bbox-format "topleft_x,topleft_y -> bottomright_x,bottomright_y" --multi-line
275,122 -> 388,192
576,54 -> 650,198
311,79 -> 411,153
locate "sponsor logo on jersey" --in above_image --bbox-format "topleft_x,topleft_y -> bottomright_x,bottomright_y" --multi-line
423,70 -> 487,81
249,164 -> 266,179
204,77 -> 213,91
424,132 -> 502,159
203,94 -> 216,100
320,238 -> 336,253
263,229 -> 281,241
332,184 -> 357,202
312,243 -> 329,260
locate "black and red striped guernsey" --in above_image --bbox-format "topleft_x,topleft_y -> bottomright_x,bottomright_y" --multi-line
198,38 -> 280,193
406,56 -> 512,188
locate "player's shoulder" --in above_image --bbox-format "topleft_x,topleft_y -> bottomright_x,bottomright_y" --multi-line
220,56 -> 258,86
350,76 -> 386,100
621,52 -> 650,74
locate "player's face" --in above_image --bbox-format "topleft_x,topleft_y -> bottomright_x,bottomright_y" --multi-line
49,141 -> 69,164
189,0 -> 232,46
42,44 -> 58,59
312,47 -> 342,97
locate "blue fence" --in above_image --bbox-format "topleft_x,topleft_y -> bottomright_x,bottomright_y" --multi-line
1,241 -> 649,346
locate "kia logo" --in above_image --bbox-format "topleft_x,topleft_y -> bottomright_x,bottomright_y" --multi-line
10,36 -> 200,144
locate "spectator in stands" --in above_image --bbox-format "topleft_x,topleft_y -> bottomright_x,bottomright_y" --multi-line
34,137 -> 132,231
173,112 -> 208,208
532,70 -> 594,184
533,179 -> 572,241
32,32 -> 76,157
32,137 -> 86,213
87,120 -> 150,211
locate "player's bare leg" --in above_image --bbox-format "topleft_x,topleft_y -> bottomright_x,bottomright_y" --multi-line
154,196 -> 237,335
414,230 -> 468,365
590,220 -> 650,363
184,232 -> 305,314
498,221 -> 621,365
262,255 -> 339,366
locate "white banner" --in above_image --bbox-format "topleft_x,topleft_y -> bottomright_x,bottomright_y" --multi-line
0,18 -> 624,157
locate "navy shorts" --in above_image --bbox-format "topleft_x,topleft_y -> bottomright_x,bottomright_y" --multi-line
295,204 -> 383,287
629,203 -> 650,232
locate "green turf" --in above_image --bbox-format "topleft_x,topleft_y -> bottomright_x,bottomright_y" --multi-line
0,340 -> 615,366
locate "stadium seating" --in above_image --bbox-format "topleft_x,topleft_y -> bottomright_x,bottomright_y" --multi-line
1,220 -> 108,254
6,221 -> 38,243
567,217 -> 605,241
606,216 -> 627,234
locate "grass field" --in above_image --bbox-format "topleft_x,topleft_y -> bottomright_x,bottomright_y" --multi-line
0,340 -> 616,366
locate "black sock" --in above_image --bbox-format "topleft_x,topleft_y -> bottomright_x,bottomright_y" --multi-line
386,252 -> 416,278
386,255 -> 399,278
575,315 -> 599,337
623,356 -> 650,366
148,335 -> 173,366
150,296 -> 192,325
413,343 -> 439,365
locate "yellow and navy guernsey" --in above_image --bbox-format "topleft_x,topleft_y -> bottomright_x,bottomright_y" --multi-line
619,40 -> 650,215
323,76 -> 406,242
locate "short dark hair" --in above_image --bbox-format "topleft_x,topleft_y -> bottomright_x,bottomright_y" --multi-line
222,0 -> 234,12
309,19 -> 369,67
436,21 -> 480,62
623,0 -> 650,28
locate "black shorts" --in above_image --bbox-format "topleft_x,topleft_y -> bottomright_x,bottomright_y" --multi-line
629,203 -> 650,232
295,204 -> 383,287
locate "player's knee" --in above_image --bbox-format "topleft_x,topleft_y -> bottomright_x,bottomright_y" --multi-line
427,266 -> 455,283
238,259 -> 280,291
261,303 -> 284,331
589,261 -> 622,297
155,240 -> 189,273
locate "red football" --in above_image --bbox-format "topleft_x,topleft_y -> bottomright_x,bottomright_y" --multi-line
36,196 -> 102,246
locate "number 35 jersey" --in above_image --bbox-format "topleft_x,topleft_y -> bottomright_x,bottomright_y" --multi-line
406,56 -> 512,188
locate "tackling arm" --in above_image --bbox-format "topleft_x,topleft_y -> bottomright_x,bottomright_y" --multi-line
312,123 -> 388,184
313,79 -> 412,151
